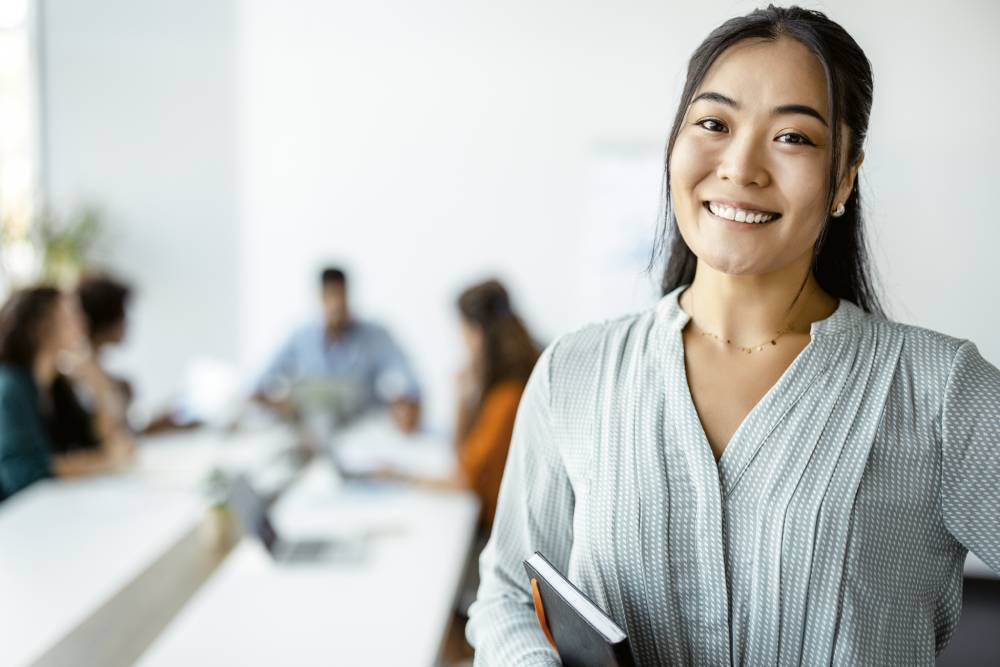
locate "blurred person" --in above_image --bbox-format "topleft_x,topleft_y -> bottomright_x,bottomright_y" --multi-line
252,267 -> 422,433
451,279 -> 540,530
47,274 -> 135,453
0,287 -> 131,501
413,279 -> 540,662
380,279 -> 539,528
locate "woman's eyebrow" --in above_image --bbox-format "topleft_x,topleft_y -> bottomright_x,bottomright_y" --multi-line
691,91 -> 829,127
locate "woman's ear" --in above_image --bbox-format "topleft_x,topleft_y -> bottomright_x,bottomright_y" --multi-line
835,149 -> 865,211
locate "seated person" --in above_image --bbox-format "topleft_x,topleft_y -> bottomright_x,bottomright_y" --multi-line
252,267 -> 421,433
392,279 -> 539,628
0,287 -> 131,501
451,280 -> 540,529
47,274 -> 134,452
388,280 -> 539,527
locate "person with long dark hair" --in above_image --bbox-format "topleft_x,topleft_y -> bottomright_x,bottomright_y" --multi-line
467,6 -> 999,665
390,279 -> 540,529
47,274 -> 135,454
0,287 -> 130,501
437,280 -> 543,666
453,279 -> 540,529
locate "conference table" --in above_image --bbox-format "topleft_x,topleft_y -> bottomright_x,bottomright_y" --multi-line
1,418 -> 479,667
136,461 -> 480,666
2,416 -> 993,667
0,475 -> 203,667
0,425 -> 297,667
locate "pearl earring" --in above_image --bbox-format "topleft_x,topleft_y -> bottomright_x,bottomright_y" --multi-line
831,202 -> 846,218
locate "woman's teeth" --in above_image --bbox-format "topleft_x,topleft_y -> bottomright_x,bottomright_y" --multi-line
707,201 -> 778,224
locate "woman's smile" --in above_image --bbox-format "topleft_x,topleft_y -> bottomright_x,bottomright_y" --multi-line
702,200 -> 782,227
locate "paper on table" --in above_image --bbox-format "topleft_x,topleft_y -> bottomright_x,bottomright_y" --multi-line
334,416 -> 456,479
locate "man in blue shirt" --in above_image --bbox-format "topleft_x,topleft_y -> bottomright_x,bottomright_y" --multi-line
252,268 -> 421,432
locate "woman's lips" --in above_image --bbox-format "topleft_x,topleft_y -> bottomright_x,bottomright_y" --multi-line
703,201 -> 782,226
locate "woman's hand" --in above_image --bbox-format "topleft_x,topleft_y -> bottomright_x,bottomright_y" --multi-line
390,398 -> 421,433
51,442 -> 132,478
371,465 -> 466,491
104,432 -> 136,467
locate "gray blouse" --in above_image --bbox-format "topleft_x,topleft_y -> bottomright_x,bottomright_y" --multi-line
467,285 -> 1000,666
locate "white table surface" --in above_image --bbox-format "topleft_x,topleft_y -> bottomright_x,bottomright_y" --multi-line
0,425 -> 297,667
134,425 -> 300,491
0,476 -> 202,667
137,462 -> 480,667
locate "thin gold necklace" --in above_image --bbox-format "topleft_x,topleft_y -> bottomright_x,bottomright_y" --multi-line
688,282 -> 812,354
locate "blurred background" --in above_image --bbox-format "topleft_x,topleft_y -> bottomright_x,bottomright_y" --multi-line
0,1 -> 997,666
1,0 -> 994,428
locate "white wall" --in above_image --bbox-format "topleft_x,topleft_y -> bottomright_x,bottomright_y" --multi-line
236,0 -> 693,428
237,0 -> 1000,428
41,0 -> 1000,429
41,0 -> 239,415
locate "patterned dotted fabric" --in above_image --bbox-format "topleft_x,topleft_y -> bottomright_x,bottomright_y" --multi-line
466,285 -> 1000,666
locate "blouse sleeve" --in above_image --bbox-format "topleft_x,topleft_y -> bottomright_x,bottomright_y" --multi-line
0,381 -> 53,498
466,344 -> 573,667
457,381 -> 522,525
940,341 -> 1000,573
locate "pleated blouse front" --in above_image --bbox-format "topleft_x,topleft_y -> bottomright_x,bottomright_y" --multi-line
467,285 -> 1000,666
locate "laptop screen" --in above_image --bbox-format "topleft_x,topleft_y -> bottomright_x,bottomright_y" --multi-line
228,475 -> 280,553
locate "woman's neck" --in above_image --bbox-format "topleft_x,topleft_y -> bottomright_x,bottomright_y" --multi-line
681,259 -> 837,344
33,350 -> 59,390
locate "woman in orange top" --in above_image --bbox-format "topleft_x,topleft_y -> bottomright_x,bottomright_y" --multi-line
453,279 -> 540,530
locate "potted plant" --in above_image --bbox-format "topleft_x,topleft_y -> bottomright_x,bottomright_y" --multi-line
200,467 -> 237,553
35,206 -> 105,288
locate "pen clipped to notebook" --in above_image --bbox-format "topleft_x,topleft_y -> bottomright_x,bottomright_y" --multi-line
523,551 -> 636,667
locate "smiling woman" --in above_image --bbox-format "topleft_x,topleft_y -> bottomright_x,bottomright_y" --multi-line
467,5 -> 1000,667
672,37 -> 848,275
661,8 -> 877,311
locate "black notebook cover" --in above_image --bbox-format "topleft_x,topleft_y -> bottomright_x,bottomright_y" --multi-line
523,551 -> 636,667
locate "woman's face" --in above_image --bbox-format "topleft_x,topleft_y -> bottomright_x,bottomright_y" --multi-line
669,36 -> 860,276
41,295 -> 85,356
460,317 -> 484,364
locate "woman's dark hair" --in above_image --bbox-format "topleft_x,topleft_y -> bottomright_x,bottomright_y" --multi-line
656,4 -> 883,315
458,280 -> 540,395
0,286 -> 63,369
77,274 -> 131,340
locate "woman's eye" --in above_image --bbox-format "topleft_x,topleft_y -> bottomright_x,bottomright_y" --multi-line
776,132 -> 814,146
696,118 -> 727,133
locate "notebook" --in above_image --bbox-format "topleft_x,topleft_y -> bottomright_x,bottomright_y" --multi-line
523,551 -> 635,667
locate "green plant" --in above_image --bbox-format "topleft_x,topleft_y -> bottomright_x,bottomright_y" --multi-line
202,467 -> 231,508
35,206 -> 105,287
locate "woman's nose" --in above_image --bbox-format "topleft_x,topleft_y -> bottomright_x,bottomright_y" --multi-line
716,134 -> 770,188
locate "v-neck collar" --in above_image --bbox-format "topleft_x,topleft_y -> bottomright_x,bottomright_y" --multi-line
655,284 -> 866,495
655,284 -> 866,337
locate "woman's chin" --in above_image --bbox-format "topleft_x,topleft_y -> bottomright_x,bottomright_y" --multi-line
692,246 -> 775,277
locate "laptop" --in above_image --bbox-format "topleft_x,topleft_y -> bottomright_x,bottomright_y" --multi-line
227,475 -> 365,563
288,376 -> 370,462
290,376 -> 368,427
